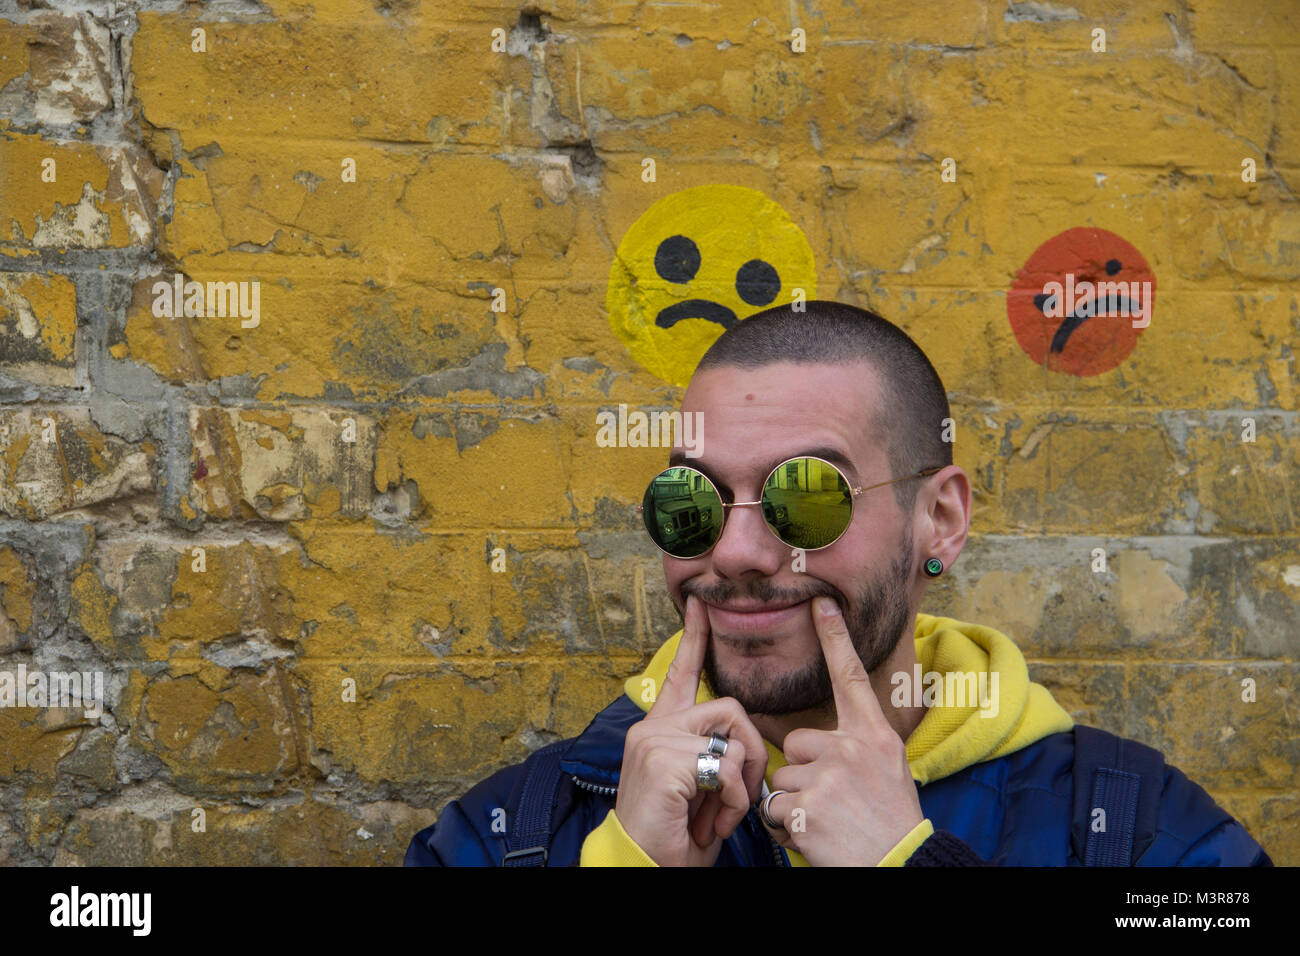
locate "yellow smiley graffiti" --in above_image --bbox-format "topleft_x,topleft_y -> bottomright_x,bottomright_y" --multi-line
606,185 -> 818,387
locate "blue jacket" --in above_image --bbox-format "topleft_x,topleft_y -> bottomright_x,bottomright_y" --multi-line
404,694 -> 1273,866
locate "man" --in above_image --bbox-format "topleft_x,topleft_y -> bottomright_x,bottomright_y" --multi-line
405,300 -> 1272,867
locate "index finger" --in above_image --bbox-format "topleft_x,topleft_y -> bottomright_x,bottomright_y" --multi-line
811,595 -> 888,733
648,594 -> 709,715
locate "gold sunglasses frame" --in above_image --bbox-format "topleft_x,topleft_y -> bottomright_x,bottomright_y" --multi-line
637,456 -> 944,558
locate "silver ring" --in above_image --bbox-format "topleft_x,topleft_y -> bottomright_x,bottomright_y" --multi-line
760,789 -> 789,830
705,733 -> 728,757
696,753 -> 722,792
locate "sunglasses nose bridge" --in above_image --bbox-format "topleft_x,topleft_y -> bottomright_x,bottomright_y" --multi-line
716,497 -> 788,552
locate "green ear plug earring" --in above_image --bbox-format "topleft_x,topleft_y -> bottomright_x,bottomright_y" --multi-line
923,557 -> 944,577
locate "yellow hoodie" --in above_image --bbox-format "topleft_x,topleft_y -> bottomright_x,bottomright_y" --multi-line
580,612 -> 1074,866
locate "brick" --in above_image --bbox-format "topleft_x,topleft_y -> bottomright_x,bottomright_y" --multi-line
281,525 -> 487,661
120,669 -> 303,794
486,531 -> 653,658
0,0 -> 1294,867
515,282 -> 683,407
1184,413 -> 1300,536
998,412 -> 1189,535
67,536 -> 300,663
0,545 -> 37,653
2,523 -> 93,653
1165,173 -> 1300,286
1125,662 -> 1299,791
944,407 -> 1008,537
124,272 -> 534,402
374,406 -> 573,528
0,706 -> 81,782
300,661 -> 531,787
157,149 -> 589,280
1276,51 -> 1300,169
53,794 -> 432,865
1188,4 -> 1300,48
0,272 -> 78,387
0,408 -> 155,519
1027,659 -> 1128,729
800,1 -> 989,47
0,134 -> 163,250
812,162 -> 1003,292
995,1 -> 1189,49
190,406 -> 375,520
926,534 -> 1300,660
1227,541 -> 1300,659
1002,51 -> 1273,171
299,656 -> 637,792
996,167 -> 1170,288
26,12 -> 115,126
0,19 -> 32,89
133,14 -> 504,147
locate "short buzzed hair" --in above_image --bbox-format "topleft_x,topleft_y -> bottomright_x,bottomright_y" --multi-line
693,300 -> 951,516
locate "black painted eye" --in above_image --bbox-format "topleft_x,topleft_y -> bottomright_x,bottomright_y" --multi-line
655,235 -> 701,284
1105,258 -> 1122,275
735,259 -> 780,306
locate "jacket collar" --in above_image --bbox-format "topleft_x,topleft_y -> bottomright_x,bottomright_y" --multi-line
558,694 -> 645,786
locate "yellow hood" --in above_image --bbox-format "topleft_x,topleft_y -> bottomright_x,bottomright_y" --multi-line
623,611 -> 1074,788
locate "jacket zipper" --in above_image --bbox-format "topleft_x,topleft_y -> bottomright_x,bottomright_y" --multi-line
572,775 -> 618,797
769,831 -> 787,866
757,810 -> 789,866
573,776 -> 788,866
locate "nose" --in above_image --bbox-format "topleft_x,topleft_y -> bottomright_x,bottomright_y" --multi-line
708,498 -> 786,580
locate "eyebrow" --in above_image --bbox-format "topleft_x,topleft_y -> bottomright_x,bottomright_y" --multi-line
667,445 -> 862,492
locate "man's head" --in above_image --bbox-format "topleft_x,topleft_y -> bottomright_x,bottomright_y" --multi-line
662,300 -> 969,718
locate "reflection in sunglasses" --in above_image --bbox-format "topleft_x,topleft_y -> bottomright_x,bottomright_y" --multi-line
763,460 -> 852,551
643,457 -> 856,556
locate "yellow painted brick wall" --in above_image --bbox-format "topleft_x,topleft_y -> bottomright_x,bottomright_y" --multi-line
0,0 -> 1296,865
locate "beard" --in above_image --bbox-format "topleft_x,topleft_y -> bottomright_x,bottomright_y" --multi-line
688,529 -> 916,717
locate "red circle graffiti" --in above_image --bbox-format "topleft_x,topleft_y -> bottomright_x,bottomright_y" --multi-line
1006,227 -> 1156,376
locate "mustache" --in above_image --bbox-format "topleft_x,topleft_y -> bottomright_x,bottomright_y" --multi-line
678,580 -> 847,611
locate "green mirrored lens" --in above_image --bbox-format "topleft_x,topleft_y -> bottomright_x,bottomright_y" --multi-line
762,457 -> 853,549
642,467 -> 723,558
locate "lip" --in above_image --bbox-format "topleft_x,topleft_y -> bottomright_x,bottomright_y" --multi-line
656,299 -> 739,330
705,599 -> 809,635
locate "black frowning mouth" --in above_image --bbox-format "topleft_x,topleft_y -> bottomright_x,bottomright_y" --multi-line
656,299 -> 739,330
1035,292 -> 1140,353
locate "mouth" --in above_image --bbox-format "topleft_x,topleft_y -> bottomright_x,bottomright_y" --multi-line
704,598 -> 811,636
656,299 -> 739,330
1035,291 -> 1140,354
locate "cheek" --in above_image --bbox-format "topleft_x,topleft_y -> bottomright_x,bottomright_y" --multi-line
662,558 -> 699,605
831,511 -> 901,569
663,557 -> 682,590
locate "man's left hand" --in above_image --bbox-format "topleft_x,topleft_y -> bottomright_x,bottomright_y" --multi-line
759,595 -> 926,866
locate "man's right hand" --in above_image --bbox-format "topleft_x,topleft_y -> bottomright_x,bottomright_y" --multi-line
614,595 -> 769,866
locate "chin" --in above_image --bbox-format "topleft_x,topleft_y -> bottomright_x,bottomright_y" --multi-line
712,644 -> 800,690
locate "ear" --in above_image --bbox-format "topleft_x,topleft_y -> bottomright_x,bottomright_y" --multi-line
920,465 -> 971,574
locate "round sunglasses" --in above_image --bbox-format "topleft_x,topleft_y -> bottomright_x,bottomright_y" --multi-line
638,456 -> 943,558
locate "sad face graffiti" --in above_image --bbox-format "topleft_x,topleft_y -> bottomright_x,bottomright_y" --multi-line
606,185 -> 818,387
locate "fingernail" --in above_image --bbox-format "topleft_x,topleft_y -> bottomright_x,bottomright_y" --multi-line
814,596 -> 840,617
